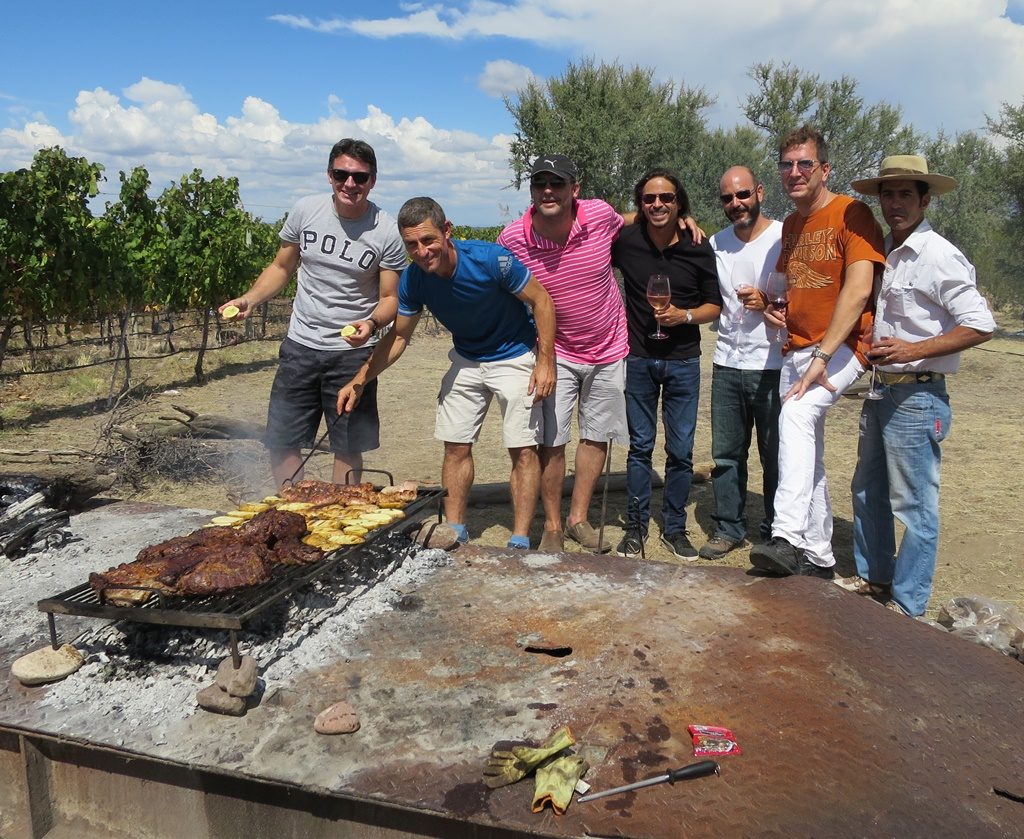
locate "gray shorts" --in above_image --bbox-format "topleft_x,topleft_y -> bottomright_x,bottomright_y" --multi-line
543,357 -> 628,447
435,349 -> 543,448
264,337 -> 379,454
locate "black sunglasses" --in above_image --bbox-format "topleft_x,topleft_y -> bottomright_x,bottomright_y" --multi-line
720,189 -> 755,203
530,176 -> 568,189
641,192 -> 677,205
331,168 -> 372,185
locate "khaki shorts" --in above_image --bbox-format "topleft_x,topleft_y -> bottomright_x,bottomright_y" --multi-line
544,357 -> 628,447
435,349 -> 543,448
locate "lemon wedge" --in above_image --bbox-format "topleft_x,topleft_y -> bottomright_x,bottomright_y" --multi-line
222,305 -> 240,320
341,324 -> 357,337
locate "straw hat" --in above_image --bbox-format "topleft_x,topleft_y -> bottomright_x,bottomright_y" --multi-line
851,155 -> 958,196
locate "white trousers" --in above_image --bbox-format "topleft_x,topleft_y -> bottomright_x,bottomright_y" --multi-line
771,345 -> 864,566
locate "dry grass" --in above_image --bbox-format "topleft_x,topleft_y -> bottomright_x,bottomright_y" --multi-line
2,326 -> 1022,619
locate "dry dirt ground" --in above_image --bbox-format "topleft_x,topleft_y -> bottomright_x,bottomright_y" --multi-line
2,325 -> 1022,619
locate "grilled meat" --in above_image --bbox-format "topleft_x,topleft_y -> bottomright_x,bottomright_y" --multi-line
269,537 -> 323,566
238,509 -> 307,546
135,526 -> 237,563
90,509 -> 320,603
278,480 -> 378,505
175,543 -> 271,594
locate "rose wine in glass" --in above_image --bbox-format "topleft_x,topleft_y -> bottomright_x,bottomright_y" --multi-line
646,274 -> 671,340
766,272 -> 788,344
731,261 -> 756,323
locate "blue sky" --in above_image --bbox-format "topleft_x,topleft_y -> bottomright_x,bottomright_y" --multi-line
3,1 -> 1023,225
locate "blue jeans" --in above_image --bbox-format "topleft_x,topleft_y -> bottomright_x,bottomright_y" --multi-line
709,365 -> 781,542
624,356 -> 700,536
851,381 -> 952,616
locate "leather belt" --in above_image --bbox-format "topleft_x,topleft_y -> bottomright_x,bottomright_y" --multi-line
875,371 -> 945,385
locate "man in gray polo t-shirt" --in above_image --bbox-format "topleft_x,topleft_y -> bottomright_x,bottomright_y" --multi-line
221,138 -> 406,488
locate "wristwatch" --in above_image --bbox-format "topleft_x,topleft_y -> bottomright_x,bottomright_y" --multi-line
367,316 -> 380,335
685,309 -> 693,324
810,346 -> 832,363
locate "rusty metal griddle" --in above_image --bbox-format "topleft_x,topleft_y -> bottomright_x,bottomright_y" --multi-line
286,546 -> 1024,838
2,542 -> 1022,837
35,484 -> 445,663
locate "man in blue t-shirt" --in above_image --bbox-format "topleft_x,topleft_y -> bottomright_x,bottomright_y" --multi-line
337,197 -> 556,549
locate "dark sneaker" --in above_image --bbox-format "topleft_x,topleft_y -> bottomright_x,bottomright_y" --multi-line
698,535 -> 746,560
661,532 -> 698,560
749,536 -> 802,576
792,555 -> 835,580
616,525 -> 647,558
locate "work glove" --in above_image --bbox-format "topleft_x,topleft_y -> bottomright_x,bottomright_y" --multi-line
483,725 -> 575,789
532,754 -> 589,814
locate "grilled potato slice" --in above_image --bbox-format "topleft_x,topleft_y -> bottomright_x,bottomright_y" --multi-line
210,515 -> 244,526
326,532 -> 364,546
224,510 -> 257,520
310,519 -> 341,533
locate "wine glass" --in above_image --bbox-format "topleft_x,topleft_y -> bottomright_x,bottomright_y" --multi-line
865,323 -> 889,400
731,261 -> 756,323
646,274 -> 671,340
765,272 -> 788,344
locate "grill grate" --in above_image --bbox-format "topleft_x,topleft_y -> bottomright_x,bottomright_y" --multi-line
36,486 -> 446,659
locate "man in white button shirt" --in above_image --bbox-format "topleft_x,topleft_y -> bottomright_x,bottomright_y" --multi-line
846,155 -> 995,616
701,166 -> 784,559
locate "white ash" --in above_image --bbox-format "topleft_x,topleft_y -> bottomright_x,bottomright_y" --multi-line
36,545 -> 453,736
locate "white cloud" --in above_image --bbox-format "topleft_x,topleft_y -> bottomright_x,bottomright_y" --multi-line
0,78 -> 515,225
478,60 -> 536,98
266,14 -> 347,34
124,78 -> 191,105
287,0 -> 1024,135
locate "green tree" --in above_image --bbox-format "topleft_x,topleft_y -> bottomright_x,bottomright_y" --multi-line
0,147 -> 102,369
94,166 -> 164,400
743,62 -> 920,218
505,57 -> 714,209
157,169 -> 272,383
988,99 -> 1024,309
97,167 -> 163,314
684,124 -> 773,232
918,130 -> 1013,306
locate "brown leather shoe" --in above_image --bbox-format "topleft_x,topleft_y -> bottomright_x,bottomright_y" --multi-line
565,521 -> 612,553
539,529 -> 564,553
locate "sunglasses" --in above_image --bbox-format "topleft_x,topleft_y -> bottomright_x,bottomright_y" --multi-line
530,176 -> 568,189
331,168 -> 372,185
720,189 -> 755,203
641,192 -> 677,205
777,159 -> 819,175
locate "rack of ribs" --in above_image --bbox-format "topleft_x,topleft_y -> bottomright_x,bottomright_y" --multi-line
89,509 -> 315,604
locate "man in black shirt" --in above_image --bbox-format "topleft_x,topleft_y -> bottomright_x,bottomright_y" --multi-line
611,169 -> 722,557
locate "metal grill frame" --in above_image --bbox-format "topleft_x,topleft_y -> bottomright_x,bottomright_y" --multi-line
36,485 -> 445,662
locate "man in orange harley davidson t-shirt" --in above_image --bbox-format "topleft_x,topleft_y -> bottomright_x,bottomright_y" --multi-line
749,125 -> 884,580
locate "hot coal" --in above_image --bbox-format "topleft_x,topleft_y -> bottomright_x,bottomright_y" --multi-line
35,542 -> 452,743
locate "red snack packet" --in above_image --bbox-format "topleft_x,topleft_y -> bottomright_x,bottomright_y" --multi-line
688,724 -> 742,757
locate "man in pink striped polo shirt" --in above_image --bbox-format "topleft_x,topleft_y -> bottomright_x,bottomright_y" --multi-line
498,154 -> 630,553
